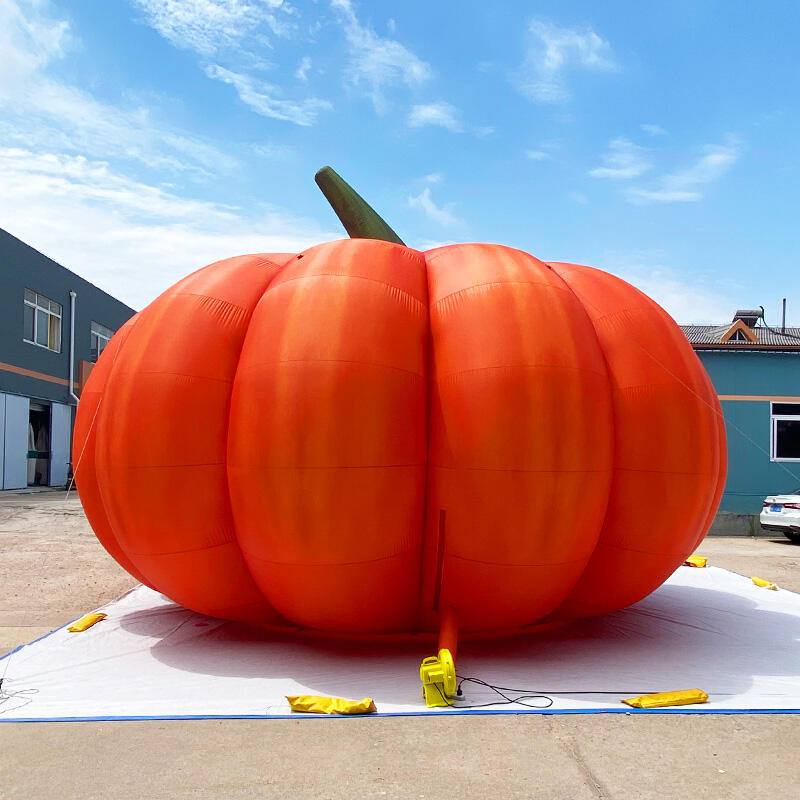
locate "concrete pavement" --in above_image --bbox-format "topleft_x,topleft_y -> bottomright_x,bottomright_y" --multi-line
2,492 -> 798,799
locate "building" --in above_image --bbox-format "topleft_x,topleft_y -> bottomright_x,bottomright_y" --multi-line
682,310 -> 800,527
0,228 -> 135,490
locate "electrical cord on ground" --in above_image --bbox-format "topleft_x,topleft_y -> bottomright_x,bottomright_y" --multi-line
432,674 -> 668,711
0,676 -> 38,715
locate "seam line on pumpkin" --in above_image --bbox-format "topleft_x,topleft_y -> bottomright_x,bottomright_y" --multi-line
437,363 -> 609,380
591,541 -> 699,559
431,280 -> 574,311
172,292 -> 249,313
110,462 -> 224,469
268,273 -> 428,312
430,466 -> 610,473
614,466 -> 715,476
240,550 -> 412,567
126,540 -> 236,557
238,358 -> 426,380
444,555 -> 589,568
229,463 -> 425,470
113,370 -> 234,385
424,243 -> 539,263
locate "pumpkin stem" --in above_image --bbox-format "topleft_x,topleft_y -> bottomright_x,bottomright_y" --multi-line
315,166 -> 406,245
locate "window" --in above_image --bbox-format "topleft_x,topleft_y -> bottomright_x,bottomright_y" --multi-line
771,403 -> 800,461
90,321 -> 115,361
24,289 -> 62,352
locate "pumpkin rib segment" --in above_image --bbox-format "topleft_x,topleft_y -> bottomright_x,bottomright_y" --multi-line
94,255 -> 291,623
547,262 -> 725,619
419,244 -> 614,632
228,239 -> 430,632
691,366 -> 727,549
73,318 -> 152,588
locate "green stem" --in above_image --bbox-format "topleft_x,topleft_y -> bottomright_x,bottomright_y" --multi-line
315,166 -> 405,245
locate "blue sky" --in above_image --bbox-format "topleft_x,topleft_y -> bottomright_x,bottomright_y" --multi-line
1,0 -> 798,324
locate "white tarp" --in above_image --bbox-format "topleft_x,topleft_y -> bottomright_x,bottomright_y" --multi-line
1,566 -> 799,721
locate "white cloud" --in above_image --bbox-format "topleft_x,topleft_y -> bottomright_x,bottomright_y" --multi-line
134,1 -> 332,127
295,55 -> 311,81
627,137 -> 742,204
641,123 -> 667,136
599,252 -> 737,323
0,1 -> 240,176
407,102 -> 463,132
130,0 -> 293,57
570,191 -> 588,204
514,19 -> 616,103
589,137 -> 651,180
251,142 -> 296,160
0,0 -> 70,93
526,150 -> 551,161
0,147 -> 336,309
408,187 -> 462,228
206,64 -> 331,126
331,0 -> 431,112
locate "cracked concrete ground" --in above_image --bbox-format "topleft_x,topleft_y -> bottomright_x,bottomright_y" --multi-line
1,492 -> 799,800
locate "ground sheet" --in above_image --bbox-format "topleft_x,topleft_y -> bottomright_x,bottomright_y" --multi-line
2,566 -> 798,721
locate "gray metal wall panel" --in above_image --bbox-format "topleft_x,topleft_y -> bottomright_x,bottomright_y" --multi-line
2,393 -> 29,489
0,393 -> 5,488
49,402 -> 71,486
0,226 -> 136,406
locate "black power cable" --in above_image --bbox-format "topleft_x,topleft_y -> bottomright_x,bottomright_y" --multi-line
430,674 -> 666,711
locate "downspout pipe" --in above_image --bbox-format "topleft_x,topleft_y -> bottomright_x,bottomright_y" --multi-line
69,290 -> 80,404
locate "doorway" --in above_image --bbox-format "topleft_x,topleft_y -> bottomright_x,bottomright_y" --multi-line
28,402 -> 50,486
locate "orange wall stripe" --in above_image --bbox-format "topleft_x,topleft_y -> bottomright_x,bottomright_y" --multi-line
0,360 -> 69,386
718,395 -> 800,402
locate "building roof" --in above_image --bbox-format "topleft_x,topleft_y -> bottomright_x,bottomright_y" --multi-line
681,323 -> 800,349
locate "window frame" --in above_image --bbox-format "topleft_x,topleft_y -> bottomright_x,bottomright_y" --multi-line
770,402 -> 800,462
23,289 -> 62,353
90,321 -> 115,362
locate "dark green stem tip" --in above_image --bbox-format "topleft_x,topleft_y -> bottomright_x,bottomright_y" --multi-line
315,166 -> 405,246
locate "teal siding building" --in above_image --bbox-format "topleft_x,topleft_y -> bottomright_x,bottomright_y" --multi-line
683,312 -> 800,519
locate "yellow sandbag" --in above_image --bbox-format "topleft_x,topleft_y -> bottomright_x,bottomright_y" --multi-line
751,576 -> 778,590
684,555 -> 707,568
622,689 -> 708,709
286,695 -> 377,715
67,612 -> 107,632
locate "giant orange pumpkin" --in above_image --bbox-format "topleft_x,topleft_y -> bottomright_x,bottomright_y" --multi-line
74,168 -> 726,637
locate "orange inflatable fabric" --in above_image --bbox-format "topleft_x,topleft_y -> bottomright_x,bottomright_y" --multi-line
74,180 -> 726,637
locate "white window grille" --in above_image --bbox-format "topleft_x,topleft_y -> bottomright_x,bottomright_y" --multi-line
90,321 -> 115,361
771,403 -> 800,461
23,289 -> 62,352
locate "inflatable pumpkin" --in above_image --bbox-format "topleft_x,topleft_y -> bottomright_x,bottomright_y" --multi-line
74,168 -> 726,639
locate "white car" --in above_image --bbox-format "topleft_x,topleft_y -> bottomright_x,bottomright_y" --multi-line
760,492 -> 800,543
